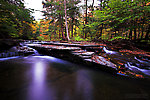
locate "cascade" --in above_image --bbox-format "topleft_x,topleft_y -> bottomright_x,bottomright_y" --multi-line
103,47 -> 117,54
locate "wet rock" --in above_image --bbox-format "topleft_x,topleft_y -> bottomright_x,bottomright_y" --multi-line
0,39 -> 19,52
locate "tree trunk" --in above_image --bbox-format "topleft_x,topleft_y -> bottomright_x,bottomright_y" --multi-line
137,28 -> 140,39
99,0 -> 103,39
61,24 -> 65,40
145,24 -> 150,40
141,27 -> 144,39
71,0 -> 74,38
84,0 -> 88,38
134,28 -> 136,40
129,29 -> 132,40
141,20 -> 145,39
85,0 -> 88,24
64,0 -> 70,41
100,0 -> 103,9
99,24 -> 103,38
92,0 -> 94,11
59,29 -> 61,39
59,14 -> 65,40
71,17 -> 74,38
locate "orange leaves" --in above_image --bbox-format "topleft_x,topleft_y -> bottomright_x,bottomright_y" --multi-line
118,62 -> 124,66
40,30 -> 43,33
119,70 -> 144,78
118,71 -> 126,75
146,2 -> 150,6
119,49 -> 150,55
22,21 -> 26,23
135,74 -> 144,78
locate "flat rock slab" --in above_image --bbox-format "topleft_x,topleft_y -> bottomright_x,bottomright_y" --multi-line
92,55 -> 117,70
27,44 -> 81,51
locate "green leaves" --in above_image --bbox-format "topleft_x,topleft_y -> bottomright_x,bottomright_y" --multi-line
108,0 -> 123,8
0,0 -> 34,39
90,0 -> 150,40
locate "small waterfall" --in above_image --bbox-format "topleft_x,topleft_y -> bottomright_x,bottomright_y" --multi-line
126,62 -> 150,76
32,49 -> 40,56
134,56 -> 150,64
103,47 -> 117,54
0,45 -> 40,58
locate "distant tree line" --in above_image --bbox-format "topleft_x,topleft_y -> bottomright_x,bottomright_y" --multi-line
89,0 -> 150,41
34,0 -> 149,41
1,0 -> 149,42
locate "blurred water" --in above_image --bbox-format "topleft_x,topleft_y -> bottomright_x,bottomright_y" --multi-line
0,55 -> 150,100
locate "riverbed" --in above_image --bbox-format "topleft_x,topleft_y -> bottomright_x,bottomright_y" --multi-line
0,55 -> 150,100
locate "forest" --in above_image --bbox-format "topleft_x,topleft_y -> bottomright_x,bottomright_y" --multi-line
0,0 -> 150,42
1,1 -> 150,97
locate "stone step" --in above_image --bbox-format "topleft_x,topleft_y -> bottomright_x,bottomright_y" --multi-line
79,55 -> 91,59
84,59 -> 93,62
80,52 -> 94,56
92,55 -> 117,69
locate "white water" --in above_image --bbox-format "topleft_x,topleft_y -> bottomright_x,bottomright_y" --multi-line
103,47 -> 117,54
134,57 -> 150,64
0,56 -> 20,61
127,62 -> 150,76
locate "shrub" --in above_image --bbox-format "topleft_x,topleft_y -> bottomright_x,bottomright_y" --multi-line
108,36 -> 129,41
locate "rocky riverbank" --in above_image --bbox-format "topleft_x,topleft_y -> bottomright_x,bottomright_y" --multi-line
24,40 -> 150,79
1,39 -> 150,79
0,40 -> 36,58
0,39 -> 19,53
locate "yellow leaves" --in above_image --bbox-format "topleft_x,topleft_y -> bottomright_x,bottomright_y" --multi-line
32,31 -> 36,34
146,2 -> 150,6
33,21 -> 37,24
45,29 -> 49,32
19,29 -> 23,35
29,23 -> 35,29
106,28 -> 111,32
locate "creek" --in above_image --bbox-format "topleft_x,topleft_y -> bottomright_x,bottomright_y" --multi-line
0,48 -> 150,100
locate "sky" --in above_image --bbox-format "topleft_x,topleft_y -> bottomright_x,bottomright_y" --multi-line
24,0 -> 44,20
24,0 -> 99,21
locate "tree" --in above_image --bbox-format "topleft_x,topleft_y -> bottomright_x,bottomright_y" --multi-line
92,0 -> 150,40
67,0 -> 80,38
0,0 -> 34,39
42,0 -> 80,41
64,0 -> 70,41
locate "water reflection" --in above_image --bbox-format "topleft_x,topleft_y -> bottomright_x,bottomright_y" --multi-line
28,60 -> 49,100
1,55 -> 150,100
26,56 -> 94,100
76,70 -> 93,100
33,55 -> 69,64
33,61 -> 46,84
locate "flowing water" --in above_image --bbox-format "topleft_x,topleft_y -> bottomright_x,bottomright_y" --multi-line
0,54 -> 150,100
102,47 -> 150,78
